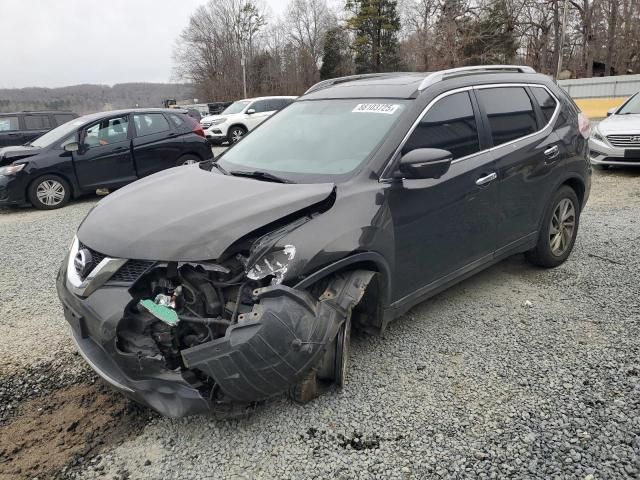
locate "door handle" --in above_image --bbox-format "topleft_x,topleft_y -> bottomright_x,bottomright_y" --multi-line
544,145 -> 560,160
476,172 -> 497,186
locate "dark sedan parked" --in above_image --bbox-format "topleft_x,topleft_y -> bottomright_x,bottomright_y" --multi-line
0,108 -> 212,209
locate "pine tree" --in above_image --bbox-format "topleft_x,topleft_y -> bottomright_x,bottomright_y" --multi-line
346,0 -> 402,74
320,27 -> 351,79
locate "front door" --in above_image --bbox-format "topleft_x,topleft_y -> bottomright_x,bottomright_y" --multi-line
388,90 -> 498,301
0,115 -> 23,147
244,99 -> 274,131
73,115 -> 136,190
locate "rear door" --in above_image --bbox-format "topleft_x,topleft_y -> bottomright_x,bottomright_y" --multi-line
388,90 -> 498,300
73,114 -> 136,189
131,112 -> 183,177
22,113 -> 52,143
0,115 -> 22,147
474,85 -> 562,253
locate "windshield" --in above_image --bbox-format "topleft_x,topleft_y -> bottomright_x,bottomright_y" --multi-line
218,99 -> 409,182
30,118 -> 85,148
223,101 -> 250,115
618,93 -> 640,115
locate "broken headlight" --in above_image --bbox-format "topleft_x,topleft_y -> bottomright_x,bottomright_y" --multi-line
246,245 -> 296,284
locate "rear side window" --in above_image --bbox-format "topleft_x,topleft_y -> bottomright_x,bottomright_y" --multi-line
477,87 -> 538,146
24,114 -> 51,130
403,91 -> 481,160
168,113 -> 185,127
0,116 -> 19,131
530,87 -> 558,124
134,113 -> 170,136
54,113 -> 76,126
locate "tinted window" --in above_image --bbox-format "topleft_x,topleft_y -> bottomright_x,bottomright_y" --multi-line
531,87 -> 558,123
24,114 -> 51,130
83,116 -> 129,148
168,113 -> 185,127
134,113 -> 170,136
54,113 -> 76,126
403,91 -> 480,160
0,116 -> 19,132
477,87 -> 538,146
250,100 -> 269,113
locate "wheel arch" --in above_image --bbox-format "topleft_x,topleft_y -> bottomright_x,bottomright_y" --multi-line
562,175 -> 586,210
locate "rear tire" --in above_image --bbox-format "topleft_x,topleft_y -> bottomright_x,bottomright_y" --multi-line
28,175 -> 71,210
176,154 -> 200,166
526,186 -> 580,268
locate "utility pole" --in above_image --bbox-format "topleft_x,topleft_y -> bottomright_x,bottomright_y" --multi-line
241,54 -> 247,99
556,0 -> 570,81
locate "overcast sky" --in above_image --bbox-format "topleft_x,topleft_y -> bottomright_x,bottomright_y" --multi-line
1,0 -> 289,89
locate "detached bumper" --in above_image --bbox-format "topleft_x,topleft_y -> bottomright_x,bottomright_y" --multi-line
57,256 -> 371,417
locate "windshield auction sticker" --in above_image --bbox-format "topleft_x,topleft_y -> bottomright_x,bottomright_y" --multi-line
352,103 -> 400,114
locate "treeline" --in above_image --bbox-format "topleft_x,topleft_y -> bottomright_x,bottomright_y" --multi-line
0,83 -> 194,115
174,0 -> 640,100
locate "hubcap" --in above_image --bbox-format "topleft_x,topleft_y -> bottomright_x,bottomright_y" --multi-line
549,198 -> 576,256
36,180 -> 65,206
182,159 -> 197,165
231,129 -> 244,143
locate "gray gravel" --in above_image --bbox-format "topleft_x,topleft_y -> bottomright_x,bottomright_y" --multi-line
2,168 -> 640,479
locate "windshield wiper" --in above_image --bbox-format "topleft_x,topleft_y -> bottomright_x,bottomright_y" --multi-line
229,170 -> 293,184
211,161 -> 229,175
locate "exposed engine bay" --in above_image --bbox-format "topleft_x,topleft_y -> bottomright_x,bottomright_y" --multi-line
114,249 -> 375,409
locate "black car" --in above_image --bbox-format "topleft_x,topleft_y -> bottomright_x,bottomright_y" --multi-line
0,108 -> 212,209
0,111 -> 78,147
57,66 -> 591,417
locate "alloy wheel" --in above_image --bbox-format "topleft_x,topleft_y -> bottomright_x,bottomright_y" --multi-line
36,180 -> 66,206
549,198 -> 576,256
230,128 -> 244,143
181,159 -> 198,165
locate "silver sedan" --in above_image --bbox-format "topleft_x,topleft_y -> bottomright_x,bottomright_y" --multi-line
589,91 -> 640,169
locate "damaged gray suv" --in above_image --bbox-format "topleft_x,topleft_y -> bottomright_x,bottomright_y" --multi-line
57,66 -> 591,417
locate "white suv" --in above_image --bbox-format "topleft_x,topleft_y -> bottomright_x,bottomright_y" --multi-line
201,96 -> 296,145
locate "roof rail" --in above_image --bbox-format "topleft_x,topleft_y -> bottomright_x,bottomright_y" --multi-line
418,65 -> 536,91
304,73 -> 399,95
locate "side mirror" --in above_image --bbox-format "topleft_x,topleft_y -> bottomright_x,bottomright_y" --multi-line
64,141 -> 80,153
396,148 -> 453,180
246,108 -> 256,115
606,107 -> 617,117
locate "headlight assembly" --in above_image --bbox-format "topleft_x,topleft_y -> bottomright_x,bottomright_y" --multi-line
0,163 -> 26,176
590,127 -> 606,143
246,245 -> 296,284
209,118 -> 227,126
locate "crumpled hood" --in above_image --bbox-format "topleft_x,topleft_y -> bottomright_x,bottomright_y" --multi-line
0,145 -> 41,165
77,166 -> 334,261
598,114 -> 640,135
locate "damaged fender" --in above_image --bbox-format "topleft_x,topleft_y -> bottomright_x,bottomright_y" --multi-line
181,270 -> 375,403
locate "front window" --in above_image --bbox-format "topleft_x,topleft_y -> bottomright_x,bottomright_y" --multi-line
218,99 -> 409,182
223,101 -> 251,115
618,93 -> 640,115
82,116 -> 129,148
0,116 -> 19,132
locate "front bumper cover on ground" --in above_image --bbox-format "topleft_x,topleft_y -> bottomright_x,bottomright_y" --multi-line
57,259 -> 373,417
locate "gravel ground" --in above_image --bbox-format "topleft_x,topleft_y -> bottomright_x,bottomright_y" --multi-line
1,167 -> 639,479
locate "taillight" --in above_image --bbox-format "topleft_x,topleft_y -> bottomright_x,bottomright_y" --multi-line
184,114 -> 206,137
578,113 -> 591,139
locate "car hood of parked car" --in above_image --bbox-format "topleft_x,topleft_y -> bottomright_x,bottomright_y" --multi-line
77,166 -> 334,262
598,114 -> 640,134
0,145 -> 42,165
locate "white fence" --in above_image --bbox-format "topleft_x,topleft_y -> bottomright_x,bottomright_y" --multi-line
558,75 -> 640,99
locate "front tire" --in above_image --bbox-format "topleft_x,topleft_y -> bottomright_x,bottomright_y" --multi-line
227,126 -> 246,144
526,186 -> 580,268
28,175 -> 71,210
